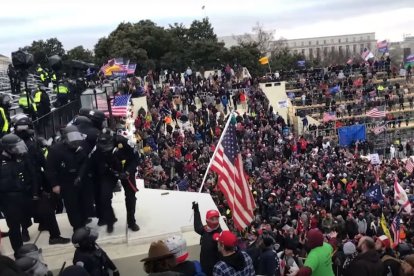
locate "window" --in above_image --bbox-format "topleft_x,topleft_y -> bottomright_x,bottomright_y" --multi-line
331,38 -> 334,43
316,48 -> 321,57
301,41 -> 304,46
346,45 -> 350,54
301,49 -> 305,55
324,47 -> 328,57
353,37 -> 356,42
339,46 -> 343,53
360,36 -> 363,41
360,44 -> 364,52
316,40 -> 319,45
353,44 -> 357,53
309,41 -> 312,46
324,40 -> 327,45
338,38 -> 341,43
309,48 -> 313,58
331,46 -> 335,52
346,38 -> 348,42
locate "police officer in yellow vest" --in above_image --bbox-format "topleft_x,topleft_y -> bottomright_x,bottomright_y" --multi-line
0,94 -> 11,137
18,91 -> 37,118
54,82 -> 70,107
33,86 -> 51,117
36,65 -> 49,86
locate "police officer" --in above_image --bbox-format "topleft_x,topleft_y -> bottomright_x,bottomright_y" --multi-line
33,86 -> 51,117
36,65 -> 49,86
0,94 -> 11,137
46,125 -> 90,231
0,134 -> 34,254
90,131 -> 118,233
112,133 -> 140,232
72,227 -> 119,276
54,81 -> 70,107
18,91 -> 37,118
7,64 -> 19,95
12,115 -> 70,245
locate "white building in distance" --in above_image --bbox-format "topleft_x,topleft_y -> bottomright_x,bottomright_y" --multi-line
219,32 -> 377,60
0,54 -> 11,71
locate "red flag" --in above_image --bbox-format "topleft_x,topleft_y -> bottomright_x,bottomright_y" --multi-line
211,118 -> 256,230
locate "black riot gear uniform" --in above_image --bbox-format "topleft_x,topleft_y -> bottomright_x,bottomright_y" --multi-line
0,134 -> 35,253
72,227 -> 119,276
46,125 -> 90,230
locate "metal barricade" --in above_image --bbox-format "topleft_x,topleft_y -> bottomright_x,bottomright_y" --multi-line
33,100 -> 81,139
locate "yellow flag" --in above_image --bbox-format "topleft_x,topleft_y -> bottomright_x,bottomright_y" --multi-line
259,57 -> 269,65
380,213 -> 393,244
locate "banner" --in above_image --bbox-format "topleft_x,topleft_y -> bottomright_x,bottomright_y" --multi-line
338,124 -> 366,147
278,99 -> 288,108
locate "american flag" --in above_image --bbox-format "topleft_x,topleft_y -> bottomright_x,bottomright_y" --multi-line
366,106 -> 386,118
391,213 -> 401,248
406,158 -> 414,174
323,112 -> 337,122
394,178 -> 412,213
107,95 -> 131,117
210,116 -> 256,230
346,58 -> 353,65
361,48 -> 374,61
372,124 -> 386,135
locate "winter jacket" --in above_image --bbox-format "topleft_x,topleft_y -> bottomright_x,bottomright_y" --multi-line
193,209 -> 221,276
258,247 -> 280,276
345,250 -> 383,276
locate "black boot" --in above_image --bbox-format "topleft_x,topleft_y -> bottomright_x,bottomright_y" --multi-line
107,224 -> 114,233
128,224 -> 140,232
49,236 -> 71,245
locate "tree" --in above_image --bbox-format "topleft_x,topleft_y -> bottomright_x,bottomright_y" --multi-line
225,44 -> 263,77
20,37 -> 65,68
66,46 -> 94,62
187,18 -> 217,41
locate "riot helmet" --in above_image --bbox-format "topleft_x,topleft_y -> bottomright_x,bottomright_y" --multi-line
12,114 -> 35,139
0,93 -> 12,108
1,133 -> 28,156
15,256 -> 52,276
72,227 -> 99,250
61,125 -> 85,149
72,115 -> 93,134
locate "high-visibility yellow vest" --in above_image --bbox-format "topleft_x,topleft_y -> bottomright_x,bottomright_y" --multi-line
378,85 -> 384,91
51,73 -> 57,81
40,72 -> 48,82
19,93 -> 37,112
0,107 -> 9,133
42,148 -> 48,159
34,91 -> 42,103
55,85 -> 69,94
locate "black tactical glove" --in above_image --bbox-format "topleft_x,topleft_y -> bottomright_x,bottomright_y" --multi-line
192,201 -> 199,212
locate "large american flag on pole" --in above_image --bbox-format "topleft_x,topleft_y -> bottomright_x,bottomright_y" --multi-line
366,106 -> 386,118
211,116 -> 256,230
391,213 -> 401,248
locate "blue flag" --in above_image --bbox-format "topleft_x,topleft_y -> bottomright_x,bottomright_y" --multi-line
338,125 -> 366,147
365,184 -> 383,202
329,85 -> 340,94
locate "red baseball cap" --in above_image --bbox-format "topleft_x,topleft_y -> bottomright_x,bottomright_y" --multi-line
213,231 -> 237,247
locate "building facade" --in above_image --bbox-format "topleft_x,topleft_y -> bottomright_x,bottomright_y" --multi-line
219,32 -> 377,61
0,54 -> 11,71
282,32 -> 376,60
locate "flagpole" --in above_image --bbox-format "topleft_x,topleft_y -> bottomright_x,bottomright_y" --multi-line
198,112 -> 235,193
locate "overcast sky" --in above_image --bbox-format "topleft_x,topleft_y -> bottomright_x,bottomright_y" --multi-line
1,0 -> 413,57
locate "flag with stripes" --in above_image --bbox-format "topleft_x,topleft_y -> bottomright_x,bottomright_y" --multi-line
104,95 -> 131,117
323,112 -> 337,122
372,124 -> 386,135
406,158 -> 414,174
366,106 -> 386,118
391,213 -> 401,248
361,48 -> 374,61
210,116 -> 256,230
377,40 -> 388,53
394,178 -> 412,213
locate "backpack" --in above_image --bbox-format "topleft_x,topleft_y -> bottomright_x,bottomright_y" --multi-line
193,261 -> 206,276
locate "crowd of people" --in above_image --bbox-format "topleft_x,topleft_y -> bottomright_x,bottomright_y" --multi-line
1,57 -> 414,276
